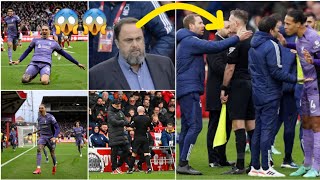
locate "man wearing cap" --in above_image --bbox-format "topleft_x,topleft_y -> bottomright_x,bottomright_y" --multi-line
107,99 -> 130,174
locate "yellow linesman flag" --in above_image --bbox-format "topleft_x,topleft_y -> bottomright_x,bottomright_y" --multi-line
296,55 -> 304,85
213,104 -> 227,147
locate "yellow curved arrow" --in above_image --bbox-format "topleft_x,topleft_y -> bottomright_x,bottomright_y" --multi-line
136,3 -> 224,31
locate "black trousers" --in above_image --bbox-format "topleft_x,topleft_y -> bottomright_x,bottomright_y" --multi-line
207,110 -> 232,164
111,144 -> 130,171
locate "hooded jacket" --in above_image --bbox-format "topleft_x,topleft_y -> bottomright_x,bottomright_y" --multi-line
107,105 -> 129,147
176,28 -> 239,98
249,31 -> 297,106
90,128 -> 109,148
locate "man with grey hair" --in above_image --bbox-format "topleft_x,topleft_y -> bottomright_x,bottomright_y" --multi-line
137,106 -> 145,114
89,17 -> 175,90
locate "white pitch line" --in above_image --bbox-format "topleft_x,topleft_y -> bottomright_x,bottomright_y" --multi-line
23,154 -> 84,156
64,50 -> 75,54
1,146 -> 36,167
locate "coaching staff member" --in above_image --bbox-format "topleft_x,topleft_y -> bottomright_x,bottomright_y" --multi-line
248,16 -> 307,177
89,17 -> 175,90
176,13 -> 252,175
108,99 -> 130,174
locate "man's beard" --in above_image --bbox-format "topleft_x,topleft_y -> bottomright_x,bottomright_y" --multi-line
125,50 -> 145,66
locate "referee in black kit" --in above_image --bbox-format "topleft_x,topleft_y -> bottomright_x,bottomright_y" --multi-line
127,106 -> 153,174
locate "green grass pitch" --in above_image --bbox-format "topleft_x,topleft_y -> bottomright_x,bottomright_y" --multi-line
1,143 -> 88,179
90,170 -> 175,179
1,41 -> 87,90
176,118 -> 305,179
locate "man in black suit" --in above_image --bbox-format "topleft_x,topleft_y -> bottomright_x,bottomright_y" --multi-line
89,17 -> 175,90
206,21 -> 233,168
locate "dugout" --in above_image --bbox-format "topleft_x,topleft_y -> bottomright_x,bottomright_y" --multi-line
1,91 -> 27,146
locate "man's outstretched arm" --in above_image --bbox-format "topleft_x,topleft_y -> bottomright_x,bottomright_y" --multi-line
56,49 -> 86,70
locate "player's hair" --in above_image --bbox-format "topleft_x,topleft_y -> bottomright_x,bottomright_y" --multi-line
183,14 -> 200,29
230,9 -> 249,24
7,7 -> 13,11
287,10 -> 307,24
258,16 -> 278,33
270,13 -> 283,23
41,24 -> 50,29
39,104 -> 46,108
304,12 -> 316,20
114,17 -> 144,40
75,121 -> 80,125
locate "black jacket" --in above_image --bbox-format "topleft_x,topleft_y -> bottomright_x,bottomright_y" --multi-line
206,34 -> 229,111
89,54 -> 175,90
107,105 -> 129,147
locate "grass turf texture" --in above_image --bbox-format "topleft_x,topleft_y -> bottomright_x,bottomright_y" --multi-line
1,41 -> 87,90
1,143 -> 88,179
90,171 -> 175,179
176,118 -> 305,179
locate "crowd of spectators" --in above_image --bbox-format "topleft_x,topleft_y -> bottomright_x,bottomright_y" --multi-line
57,118 -> 86,140
1,1 -> 87,34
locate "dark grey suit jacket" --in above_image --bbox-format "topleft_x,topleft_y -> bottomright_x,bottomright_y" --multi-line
89,54 -> 175,90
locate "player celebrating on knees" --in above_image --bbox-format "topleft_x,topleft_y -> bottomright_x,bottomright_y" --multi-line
284,10 -> 320,178
3,7 -> 21,65
12,25 -> 85,85
33,104 -> 60,175
73,121 -> 85,157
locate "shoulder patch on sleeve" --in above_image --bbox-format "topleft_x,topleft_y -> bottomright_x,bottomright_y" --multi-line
270,40 -> 282,68
313,40 -> 320,50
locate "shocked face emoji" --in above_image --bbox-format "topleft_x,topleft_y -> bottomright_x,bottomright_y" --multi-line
83,8 -> 107,35
54,8 -> 79,35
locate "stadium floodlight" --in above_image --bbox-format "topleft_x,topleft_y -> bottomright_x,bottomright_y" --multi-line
17,126 -> 36,148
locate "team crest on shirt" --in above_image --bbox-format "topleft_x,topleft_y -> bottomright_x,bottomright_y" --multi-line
122,4 -> 130,16
228,47 -> 236,55
38,44 -> 41,48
